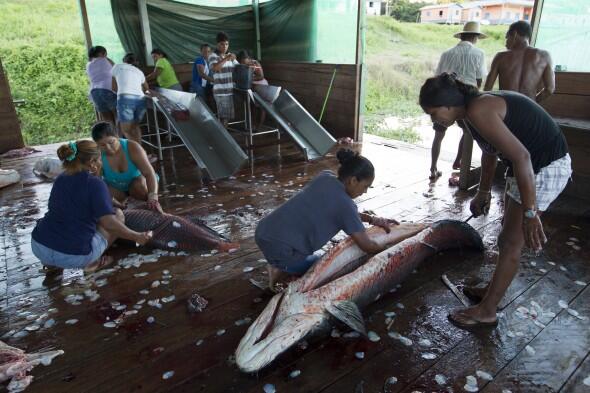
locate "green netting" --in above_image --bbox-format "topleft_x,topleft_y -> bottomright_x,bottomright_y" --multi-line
534,0 -> 590,72
92,0 -> 359,65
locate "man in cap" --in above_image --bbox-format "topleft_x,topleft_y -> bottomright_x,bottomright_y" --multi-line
429,21 -> 487,180
484,21 -> 554,102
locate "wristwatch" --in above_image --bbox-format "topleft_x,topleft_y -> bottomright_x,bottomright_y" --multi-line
523,208 -> 537,219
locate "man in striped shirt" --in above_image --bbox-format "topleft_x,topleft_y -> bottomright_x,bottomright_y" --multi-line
209,32 -> 239,128
429,21 -> 487,180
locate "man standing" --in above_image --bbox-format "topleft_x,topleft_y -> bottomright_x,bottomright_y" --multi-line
429,21 -> 487,180
191,44 -> 214,99
484,21 -> 555,102
209,32 -> 238,128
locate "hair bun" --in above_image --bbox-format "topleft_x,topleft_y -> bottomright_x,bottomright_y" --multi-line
57,144 -> 75,162
336,148 -> 357,165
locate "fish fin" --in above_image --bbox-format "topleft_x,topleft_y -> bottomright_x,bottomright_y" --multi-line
326,301 -> 367,337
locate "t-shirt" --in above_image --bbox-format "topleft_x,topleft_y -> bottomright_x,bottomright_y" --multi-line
208,52 -> 238,96
111,63 -> 146,97
255,170 -> 364,262
86,57 -> 113,91
191,56 -> 209,90
155,57 -> 179,88
467,91 -> 568,176
436,41 -> 486,87
32,171 -> 114,255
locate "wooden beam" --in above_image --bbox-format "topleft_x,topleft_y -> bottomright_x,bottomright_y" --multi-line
354,0 -> 365,141
138,0 -> 154,66
0,57 -> 24,152
530,0 -> 544,45
252,0 -> 261,60
78,0 -> 92,50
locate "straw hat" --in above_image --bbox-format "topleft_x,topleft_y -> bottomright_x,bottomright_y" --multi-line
454,21 -> 487,39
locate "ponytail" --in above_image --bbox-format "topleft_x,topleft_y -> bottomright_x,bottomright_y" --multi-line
56,139 -> 100,175
336,148 -> 374,181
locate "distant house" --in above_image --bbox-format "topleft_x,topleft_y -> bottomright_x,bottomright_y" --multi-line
419,0 -> 534,25
366,1 -> 388,16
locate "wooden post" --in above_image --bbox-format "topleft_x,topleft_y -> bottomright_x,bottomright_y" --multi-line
354,0 -> 365,141
458,129 -> 474,190
530,0 -> 544,45
252,0 -> 261,60
0,57 -> 25,152
138,0 -> 154,66
78,0 -> 92,50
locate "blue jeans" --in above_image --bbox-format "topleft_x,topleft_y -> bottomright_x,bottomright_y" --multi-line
31,232 -> 108,269
256,236 -> 321,275
117,94 -> 146,123
90,89 -> 117,112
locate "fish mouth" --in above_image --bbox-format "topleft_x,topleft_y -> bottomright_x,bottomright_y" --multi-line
235,290 -> 323,373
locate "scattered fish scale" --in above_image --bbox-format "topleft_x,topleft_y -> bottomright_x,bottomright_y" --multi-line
263,384 -> 276,393
289,370 -> 301,379
388,331 -> 413,346
435,374 -> 447,385
65,319 -> 78,325
464,375 -> 478,392
385,376 -> 398,385
162,371 -> 175,380
355,352 -> 365,359
575,280 -> 587,286
103,322 -> 117,328
367,331 -> 381,342
525,345 -> 536,356
476,370 -> 493,381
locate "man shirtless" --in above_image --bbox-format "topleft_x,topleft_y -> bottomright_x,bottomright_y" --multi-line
484,21 -> 555,102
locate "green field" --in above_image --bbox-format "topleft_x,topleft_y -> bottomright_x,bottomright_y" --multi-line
364,16 -> 506,142
0,1 -> 507,145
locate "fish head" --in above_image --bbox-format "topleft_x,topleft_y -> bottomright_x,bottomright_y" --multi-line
235,286 -> 326,373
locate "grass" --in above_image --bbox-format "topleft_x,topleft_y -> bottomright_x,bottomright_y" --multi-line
364,17 -> 506,142
0,3 -> 506,146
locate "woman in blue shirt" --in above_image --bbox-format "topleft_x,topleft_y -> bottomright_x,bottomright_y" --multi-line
31,140 -> 152,272
91,122 -> 162,212
256,149 -> 398,290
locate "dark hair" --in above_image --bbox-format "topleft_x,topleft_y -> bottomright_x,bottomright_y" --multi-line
91,121 -> 118,141
237,50 -> 251,64
508,21 -> 532,40
336,149 -> 374,181
200,43 -> 210,50
88,45 -> 107,60
151,48 -> 168,58
123,53 -> 138,65
419,72 -> 480,109
216,32 -> 229,43
57,140 -> 100,174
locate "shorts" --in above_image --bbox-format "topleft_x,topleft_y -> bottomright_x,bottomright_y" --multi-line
214,94 -> 235,121
505,154 -> 572,211
256,236 -> 320,275
31,232 -> 108,269
90,89 -> 117,113
117,94 -> 146,123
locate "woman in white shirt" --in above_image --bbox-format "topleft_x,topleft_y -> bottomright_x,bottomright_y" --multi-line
111,53 -> 150,144
86,46 -> 117,125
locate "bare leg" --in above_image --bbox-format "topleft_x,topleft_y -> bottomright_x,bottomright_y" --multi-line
98,111 -> 116,126
453,135 -> 464,170
85,209 -> 125,272
449,197 -> 525,325
430,128 -> 446,179
267,265 -> 295,291
120,122 -> 141,144
128,176 -> 148,202
108,185 -> 128,205
96,208 -> 125,247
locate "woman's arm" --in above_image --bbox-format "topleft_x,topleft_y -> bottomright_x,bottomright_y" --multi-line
197,64 -> 214,83
112,77 -> 118,93
98,213 -> 151,244
128,140 -> 162,213
350,230 -> 385,254
359,212 -> 399,232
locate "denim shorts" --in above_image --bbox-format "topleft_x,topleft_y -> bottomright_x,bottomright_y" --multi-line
256,236 -> 321,275
31,232 -> 108,269
91,89 -> 117,112
117,94 -> 146,123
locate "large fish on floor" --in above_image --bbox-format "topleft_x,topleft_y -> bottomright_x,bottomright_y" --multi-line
235,220 -> 484,372
123,209 -> 239,252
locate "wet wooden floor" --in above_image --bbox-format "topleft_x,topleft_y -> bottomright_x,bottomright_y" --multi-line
1,134 -> 589,393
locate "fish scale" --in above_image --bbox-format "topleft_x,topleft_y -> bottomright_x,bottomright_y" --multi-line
123,209 -> 237,251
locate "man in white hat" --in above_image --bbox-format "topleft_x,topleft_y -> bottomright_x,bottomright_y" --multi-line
429,21 -> 487,180
484,21 -> 554,103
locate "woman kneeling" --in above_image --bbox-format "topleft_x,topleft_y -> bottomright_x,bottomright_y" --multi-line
31,140 -> 152,272
92,121 -> 162,212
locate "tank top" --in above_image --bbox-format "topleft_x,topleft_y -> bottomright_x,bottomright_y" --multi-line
101,139 -> 141,191
467,91 -> 568,176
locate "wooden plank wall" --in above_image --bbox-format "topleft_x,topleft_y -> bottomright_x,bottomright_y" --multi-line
168,62 -> 360,140
541,72 -> 590,200
0,58 -> 24,153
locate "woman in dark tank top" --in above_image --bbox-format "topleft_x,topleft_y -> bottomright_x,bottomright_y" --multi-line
418,72 -> 571,329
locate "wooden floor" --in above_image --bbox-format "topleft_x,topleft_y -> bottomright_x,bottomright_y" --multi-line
1,134 -> 589,393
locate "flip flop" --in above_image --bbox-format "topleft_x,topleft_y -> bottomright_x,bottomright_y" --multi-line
448,311 -> 498,329
429,170 -> 442,180
84,255 -> 114,274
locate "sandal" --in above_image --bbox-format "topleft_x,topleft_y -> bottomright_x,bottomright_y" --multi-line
429,170 -> 442,180
448,309 -> 498,329
84,255 -> 114,273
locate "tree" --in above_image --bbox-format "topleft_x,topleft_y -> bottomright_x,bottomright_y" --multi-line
389,0 -> 429,22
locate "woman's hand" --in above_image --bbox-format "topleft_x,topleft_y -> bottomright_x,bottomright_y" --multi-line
147,193 -> 163,214
371,216 -> 400,233
470,191 -> 491,217
523,214 -> 546,251
135,231 -> 153,246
